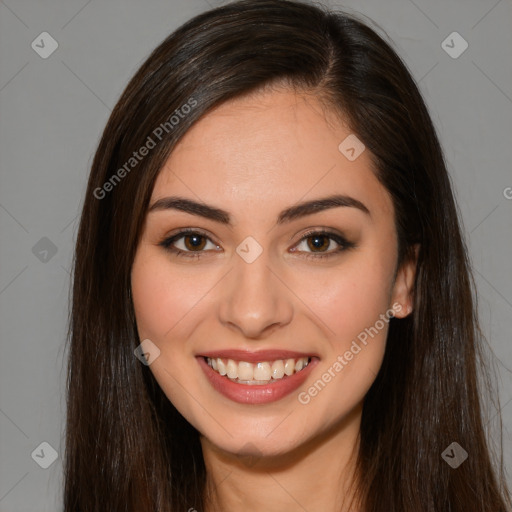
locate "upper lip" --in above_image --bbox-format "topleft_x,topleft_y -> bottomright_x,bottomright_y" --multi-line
197,349 -> 319,363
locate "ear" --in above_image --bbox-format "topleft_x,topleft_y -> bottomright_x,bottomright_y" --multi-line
390,244 -> 419,318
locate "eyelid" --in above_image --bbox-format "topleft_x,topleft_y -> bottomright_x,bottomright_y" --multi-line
160,227 -> 220,247
158,227 -> 354,259
290,228 -> 354,259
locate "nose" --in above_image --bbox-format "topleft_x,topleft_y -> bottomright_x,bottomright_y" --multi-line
218,247 -> 293,339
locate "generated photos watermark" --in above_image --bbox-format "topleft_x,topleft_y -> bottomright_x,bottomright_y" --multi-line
298,302 -> 402,405
93,97 -> 197,200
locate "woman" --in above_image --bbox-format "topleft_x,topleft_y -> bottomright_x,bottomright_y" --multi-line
64,1 -> 512,510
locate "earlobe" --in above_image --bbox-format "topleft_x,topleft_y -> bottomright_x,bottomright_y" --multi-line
391,244 -> 419,318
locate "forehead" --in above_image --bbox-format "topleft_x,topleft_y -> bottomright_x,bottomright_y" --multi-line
152,88 -> 394,221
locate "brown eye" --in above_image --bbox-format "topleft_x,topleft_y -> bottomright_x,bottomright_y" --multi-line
306,234 -> 331,252
290,230 -> 355,260
159,229 -> 220,259
183,234 -> 207,251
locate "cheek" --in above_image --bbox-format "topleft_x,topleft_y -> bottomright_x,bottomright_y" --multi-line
299,252 -> 395,345
293,259 -> 394,420
294,251 -> 395,408
131,248 -> 213,344
131,255 -> 173,340
130,248 -> 206,417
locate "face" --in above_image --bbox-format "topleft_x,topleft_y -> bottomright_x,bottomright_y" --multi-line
131,87 -> 415,458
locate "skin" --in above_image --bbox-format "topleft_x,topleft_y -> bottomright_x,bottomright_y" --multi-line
131,86 -> 417,512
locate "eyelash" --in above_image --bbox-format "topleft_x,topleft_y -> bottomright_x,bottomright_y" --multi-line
158,228 -> 355,261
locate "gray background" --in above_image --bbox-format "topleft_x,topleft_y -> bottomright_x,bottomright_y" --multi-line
0,0 -> 511,510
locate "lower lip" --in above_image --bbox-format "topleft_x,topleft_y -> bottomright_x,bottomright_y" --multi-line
197,356 -> 319,405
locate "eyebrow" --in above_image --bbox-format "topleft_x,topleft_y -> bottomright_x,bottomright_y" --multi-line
148,194 -> 370,225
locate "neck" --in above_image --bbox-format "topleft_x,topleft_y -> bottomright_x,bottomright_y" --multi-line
201,404 -> 363,512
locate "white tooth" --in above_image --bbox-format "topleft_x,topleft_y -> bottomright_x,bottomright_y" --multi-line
211,358 -> 217,371
295,358 -> 304,372
271,360 -> 285,379
284,358 -> 295,376
226,359 -> 238,379
253,362 -> 271,380
303,357 -> 309,367
238,361 -> 254,380
217,358 -> 227,376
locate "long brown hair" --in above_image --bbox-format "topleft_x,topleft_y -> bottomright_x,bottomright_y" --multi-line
64,1 -> 512,510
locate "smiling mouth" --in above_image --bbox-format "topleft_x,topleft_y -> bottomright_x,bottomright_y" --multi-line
204,356 -> 312,385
